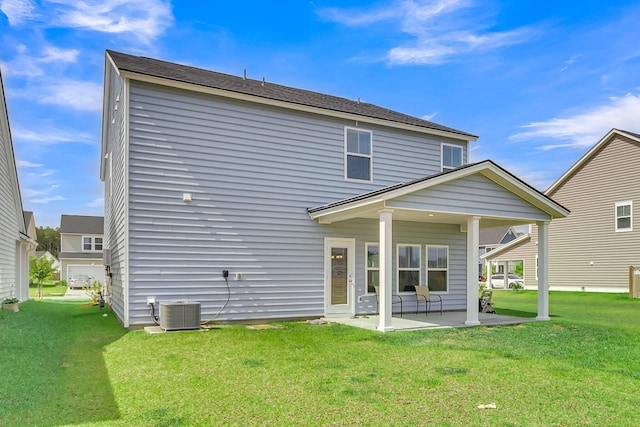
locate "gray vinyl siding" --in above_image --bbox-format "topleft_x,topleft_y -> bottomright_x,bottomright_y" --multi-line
546,134 -> 640,291
123,81 -> 470,325
389,174 -> 551,220
103,64 -> 128,324
486,134 -> 640,292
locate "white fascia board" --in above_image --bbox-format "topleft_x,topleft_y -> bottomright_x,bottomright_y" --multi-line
117,70 -> 477,143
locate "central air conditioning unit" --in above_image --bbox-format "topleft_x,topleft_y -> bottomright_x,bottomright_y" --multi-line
159,301 -> 201,331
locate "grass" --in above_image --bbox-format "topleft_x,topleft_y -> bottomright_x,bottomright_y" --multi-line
28,281 -> 68,298
1,292 -> 640,426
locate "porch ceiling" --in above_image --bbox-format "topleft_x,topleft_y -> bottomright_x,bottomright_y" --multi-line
313,201 -> 535,229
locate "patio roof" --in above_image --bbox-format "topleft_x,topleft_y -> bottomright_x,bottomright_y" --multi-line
308,160 -> 570,228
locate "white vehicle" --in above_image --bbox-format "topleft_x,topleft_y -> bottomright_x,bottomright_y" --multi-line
68,274 -> 90,288
490,273 -> 524,289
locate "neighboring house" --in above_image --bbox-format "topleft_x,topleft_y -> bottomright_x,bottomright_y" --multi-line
35,251 -> 61,272
58,215 -> 105,287
0,69 -> 38,302
478,225 -> 526,277
484,129 -> 640,293
100,50 -> 569,329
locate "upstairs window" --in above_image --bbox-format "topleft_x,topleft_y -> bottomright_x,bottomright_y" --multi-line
83,236 -> 103,251
615,201 -> 633,232
442,143 -> 463,172
345,128 -> 372,182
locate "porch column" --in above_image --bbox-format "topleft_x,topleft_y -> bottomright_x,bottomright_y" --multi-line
378,208 -> 394,332
465,216 -> 481,325
536,221 -> 551,320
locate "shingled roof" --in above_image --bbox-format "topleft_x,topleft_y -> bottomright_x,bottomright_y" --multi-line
106,50 -> 476,140
60,215 -> 104,234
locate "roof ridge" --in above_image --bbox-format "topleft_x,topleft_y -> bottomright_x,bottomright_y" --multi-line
106,50 -> 477,139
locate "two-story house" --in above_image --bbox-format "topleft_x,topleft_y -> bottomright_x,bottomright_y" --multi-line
484,129 -> 640,293
100,50 -> 569,330
0,69 -> 37,303
58,215 -> 105,288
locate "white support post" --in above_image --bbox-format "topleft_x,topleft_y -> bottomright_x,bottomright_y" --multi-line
378,209 -> 394,332
466,216 -> 481,325
537,221 -> 551,320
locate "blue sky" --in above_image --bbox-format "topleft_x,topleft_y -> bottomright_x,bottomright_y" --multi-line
1,0 -> 639,227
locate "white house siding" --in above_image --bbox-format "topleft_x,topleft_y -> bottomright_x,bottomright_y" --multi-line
103,64 -> 129,324
122,81 -> 470,325
0,73 -> 22,302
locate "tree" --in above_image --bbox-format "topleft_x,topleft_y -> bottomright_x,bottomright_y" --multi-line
35,226 -> 61,257
30,255 -> 54,299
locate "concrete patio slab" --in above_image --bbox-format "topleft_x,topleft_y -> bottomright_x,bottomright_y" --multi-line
323,310 -> 541,332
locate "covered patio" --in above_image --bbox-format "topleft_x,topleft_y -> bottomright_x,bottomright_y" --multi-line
309,161 -> 570,332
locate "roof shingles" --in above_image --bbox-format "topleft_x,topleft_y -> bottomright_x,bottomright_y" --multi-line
107,50 -> 476,139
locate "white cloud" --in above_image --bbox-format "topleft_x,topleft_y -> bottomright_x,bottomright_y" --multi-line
41,46 -> 80,63
510,93 -> 640,150
422,112 -> 438,121
12,123 -> 94,144
317,4 -> 400,26
2,0 -> 173,43
29,195 -> 66,204
1,45 -> 81,77
46,0 -> 174,43
16,159 -> 43,168
36,79 -> 103,111
0,0 -> 37,25
22,184 -> 66,204
9,78 -> 102,112
317,0 -> 534,65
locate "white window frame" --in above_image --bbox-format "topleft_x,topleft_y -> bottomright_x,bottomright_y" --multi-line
344,127 -> 373,182
397,244 -> 421,294
615,201 -> 633,232
365,243 -> 379,295
441,143 -> 463,172
426,245 -> 449,293
82,236 -> 103,252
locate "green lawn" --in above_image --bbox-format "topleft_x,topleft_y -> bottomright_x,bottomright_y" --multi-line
1,292 -> 639,426
28,281 -> 68,298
